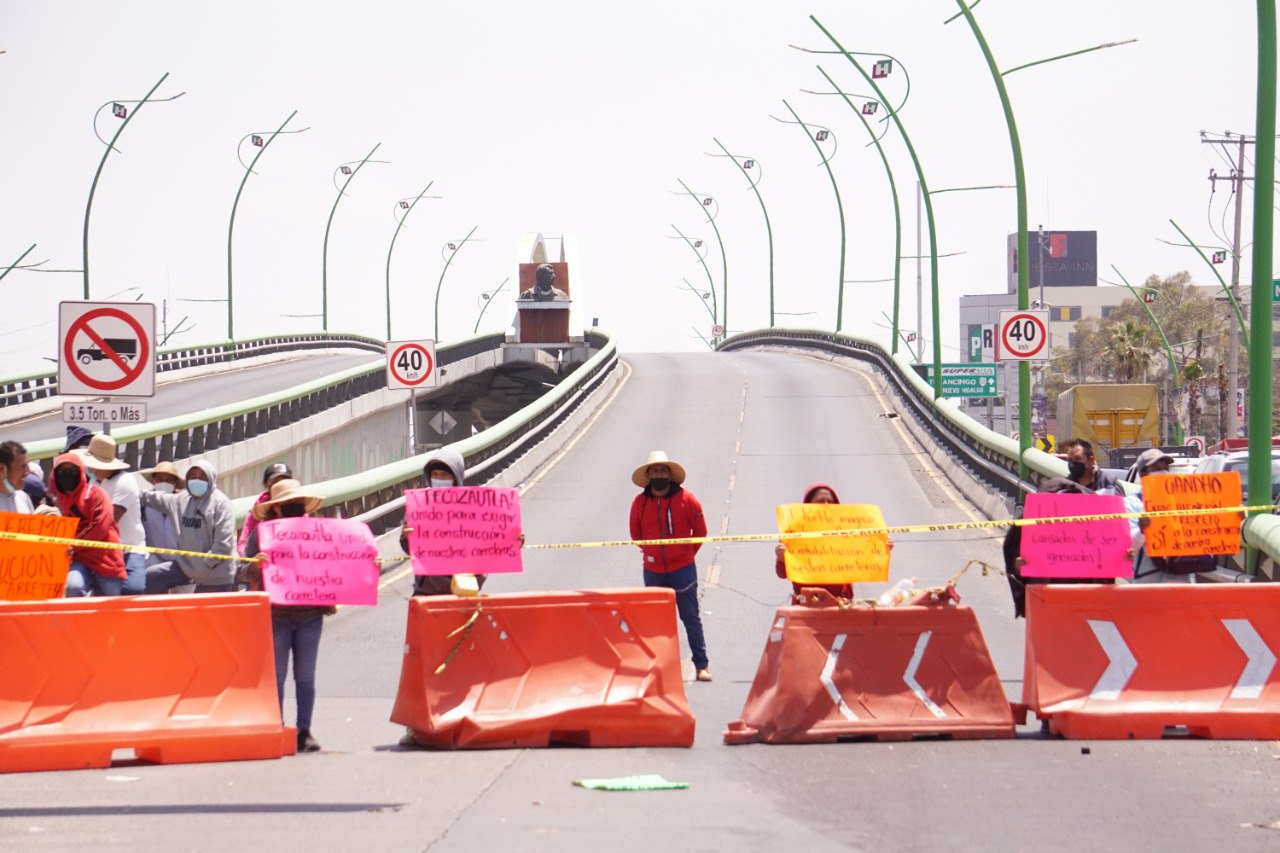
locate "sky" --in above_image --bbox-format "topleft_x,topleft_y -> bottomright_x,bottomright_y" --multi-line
0,1 -> 1272,377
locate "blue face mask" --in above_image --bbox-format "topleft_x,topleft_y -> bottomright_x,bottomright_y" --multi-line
187,479 -> 210,498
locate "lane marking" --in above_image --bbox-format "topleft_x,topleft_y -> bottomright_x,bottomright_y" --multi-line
904,630 -> 947,718
1086,619 -> 1137,700
1222,618 -> 1277,700
820,633 -> 859,720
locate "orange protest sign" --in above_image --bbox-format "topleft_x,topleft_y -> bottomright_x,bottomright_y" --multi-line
0,511 -> 78,600
1143,471 -> 1242,557
776,503 -> 890,585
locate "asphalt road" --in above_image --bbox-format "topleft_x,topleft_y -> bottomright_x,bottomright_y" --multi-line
0,353 -> 379,446
1,351 -> 1278,851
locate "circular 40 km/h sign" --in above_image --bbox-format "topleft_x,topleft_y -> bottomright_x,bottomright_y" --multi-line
59,301 -> 156,396
386,340 -> 438,390
997,310 -> 1050,361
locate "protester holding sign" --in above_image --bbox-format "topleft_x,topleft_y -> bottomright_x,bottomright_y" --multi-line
399,449 -> 488,597
774,482 -> 894,603
49,451 -> 126,596
241,478 -> 333,754
238,462 -> 293,556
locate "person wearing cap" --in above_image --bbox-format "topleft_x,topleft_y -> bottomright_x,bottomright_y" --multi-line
398,448 -> 487,598
629,451 -> 711,683
1124,448 -> 1204,583
238,462 -> 293,556
0,440 -> 34,514
240,478 -> 332,754
138,461 -> 183,570
140,458 -> 237,593
78,435 -> 148,595
49,451 -> 127,596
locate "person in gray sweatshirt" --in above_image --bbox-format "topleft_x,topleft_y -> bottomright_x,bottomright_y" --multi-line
140,457 -> 237,593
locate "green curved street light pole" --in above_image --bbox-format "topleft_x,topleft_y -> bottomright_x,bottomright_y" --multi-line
385,181 -> 437,340
678,277 -> 717,325
227,110 -> 305,344
778,100 -> 847,331
676,179 -> 728,334
1166,219 -> 1250,350
712,138 -> 775,326
947,0 -> 1135,489
0,244 -> 36,285
814,66 -> 904,354
670,225 -> 718,323
1247,0 -> 1275,545
810,19 -> 943,395
83,72 -> 185,299
322,143 -> 385,332
473,277 -> 509,335
433,226 -> 478,340
1110,267 -> 1183,443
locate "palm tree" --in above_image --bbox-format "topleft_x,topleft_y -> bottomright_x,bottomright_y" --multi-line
1106,319 -> 1154,383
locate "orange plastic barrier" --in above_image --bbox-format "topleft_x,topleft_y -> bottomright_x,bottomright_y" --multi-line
391,589 -> 695,748
1023,585 -> 1280,739
724,595 -> 1014,744
0,594 -> 295,772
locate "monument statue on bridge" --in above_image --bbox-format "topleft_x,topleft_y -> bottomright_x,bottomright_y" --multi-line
518,264 -> 568,302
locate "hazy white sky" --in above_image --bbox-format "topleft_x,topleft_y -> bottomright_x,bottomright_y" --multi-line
0,1 -> 1271,376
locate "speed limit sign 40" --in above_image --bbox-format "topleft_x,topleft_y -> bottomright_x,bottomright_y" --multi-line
387,340 -> 438,390
996,310 -> 1050,361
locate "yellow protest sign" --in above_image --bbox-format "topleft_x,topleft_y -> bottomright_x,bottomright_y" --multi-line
776,503 -> 890,585
1143,471 -> 1242,557
0,512 -> 78,600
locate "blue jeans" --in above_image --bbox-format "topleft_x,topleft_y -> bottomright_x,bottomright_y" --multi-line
145,562 -> 235,594
121,552 -> 147,596
273,616 -> 324,731
64,561 -> 124,597
643,562 -> 708,670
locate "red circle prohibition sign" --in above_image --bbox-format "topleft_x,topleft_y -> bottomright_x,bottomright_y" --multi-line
1000,313 -> 1048,358
63,307 -> 151,392
389,343 -> 434,386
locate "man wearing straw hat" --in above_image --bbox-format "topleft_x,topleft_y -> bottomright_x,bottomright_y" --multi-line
629,450 -> 711,683
137,461 -> 183,571
79,434 -> 148,595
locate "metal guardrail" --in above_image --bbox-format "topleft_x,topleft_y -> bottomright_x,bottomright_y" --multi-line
719,328 -> 1068,498
231,330 -> 619,533
0,332 -> 386,408
23,332 -> 508,468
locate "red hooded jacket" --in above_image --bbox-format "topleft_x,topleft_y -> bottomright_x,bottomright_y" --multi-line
776,482 -> 853,601
630,484 -> 706,573
51,452 -> 126,579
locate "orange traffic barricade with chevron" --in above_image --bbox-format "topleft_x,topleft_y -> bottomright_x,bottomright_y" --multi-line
724,591 -> 1014,744
392,589 -> 695,748
0,593 -> 295,772
1021,584 -> 1280,739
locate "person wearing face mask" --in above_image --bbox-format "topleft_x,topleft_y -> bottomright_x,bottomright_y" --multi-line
78,434 -> 147,596
398,448 -> 488,598
140,458 -> 237,593
138,461 -> 183,570
238,462 -> 293,556
630,451 -> 711,683
774,482 -> 896,604
0,440 -> 35,514
1062,438 -> 1119,495
240,478 -> 332,753
1124,448 -> 1205,583
49,451 -> 127,596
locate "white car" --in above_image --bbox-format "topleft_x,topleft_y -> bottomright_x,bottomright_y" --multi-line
1193,449 -> 1280,505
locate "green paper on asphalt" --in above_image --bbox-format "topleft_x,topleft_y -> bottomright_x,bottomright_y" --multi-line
573,774 -> 689,791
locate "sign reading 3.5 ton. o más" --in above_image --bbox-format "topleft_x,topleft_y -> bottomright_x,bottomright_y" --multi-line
386,340 -> 437,390
59,301 -> 156,397
996,310 -> 1050,362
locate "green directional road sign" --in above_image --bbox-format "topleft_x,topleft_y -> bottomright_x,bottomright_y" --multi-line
1273,278 -> 1279,302
910,363 -> 998,398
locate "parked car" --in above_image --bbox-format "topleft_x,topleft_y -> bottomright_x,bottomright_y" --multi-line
1123,453 -> 1200,483
1193,449 -> 1280,505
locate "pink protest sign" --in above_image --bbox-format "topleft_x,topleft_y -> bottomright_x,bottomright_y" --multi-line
258,517 -> 380,606
405,486 -> 523,575
1020,492 -> 1132,579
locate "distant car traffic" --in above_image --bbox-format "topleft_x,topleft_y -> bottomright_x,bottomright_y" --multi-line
1193,449 -> 1280,505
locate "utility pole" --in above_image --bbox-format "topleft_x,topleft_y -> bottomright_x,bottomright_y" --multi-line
915,181 -> 924,363
1203,131 -> 1253,438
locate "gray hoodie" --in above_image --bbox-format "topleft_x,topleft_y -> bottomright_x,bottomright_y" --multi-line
140,457 -> 236,585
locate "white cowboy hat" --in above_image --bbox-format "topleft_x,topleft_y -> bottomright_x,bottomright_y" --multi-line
138,461 -> 181,485
76,434 -> 130,471
632,450 -> 687,488
253,478 -> 326,520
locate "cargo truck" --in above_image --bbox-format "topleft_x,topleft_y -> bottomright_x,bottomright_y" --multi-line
1055,384 -> 1160,456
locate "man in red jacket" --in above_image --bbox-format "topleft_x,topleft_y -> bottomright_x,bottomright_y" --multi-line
629,451 -> 711,682
50,451 -> 126,596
